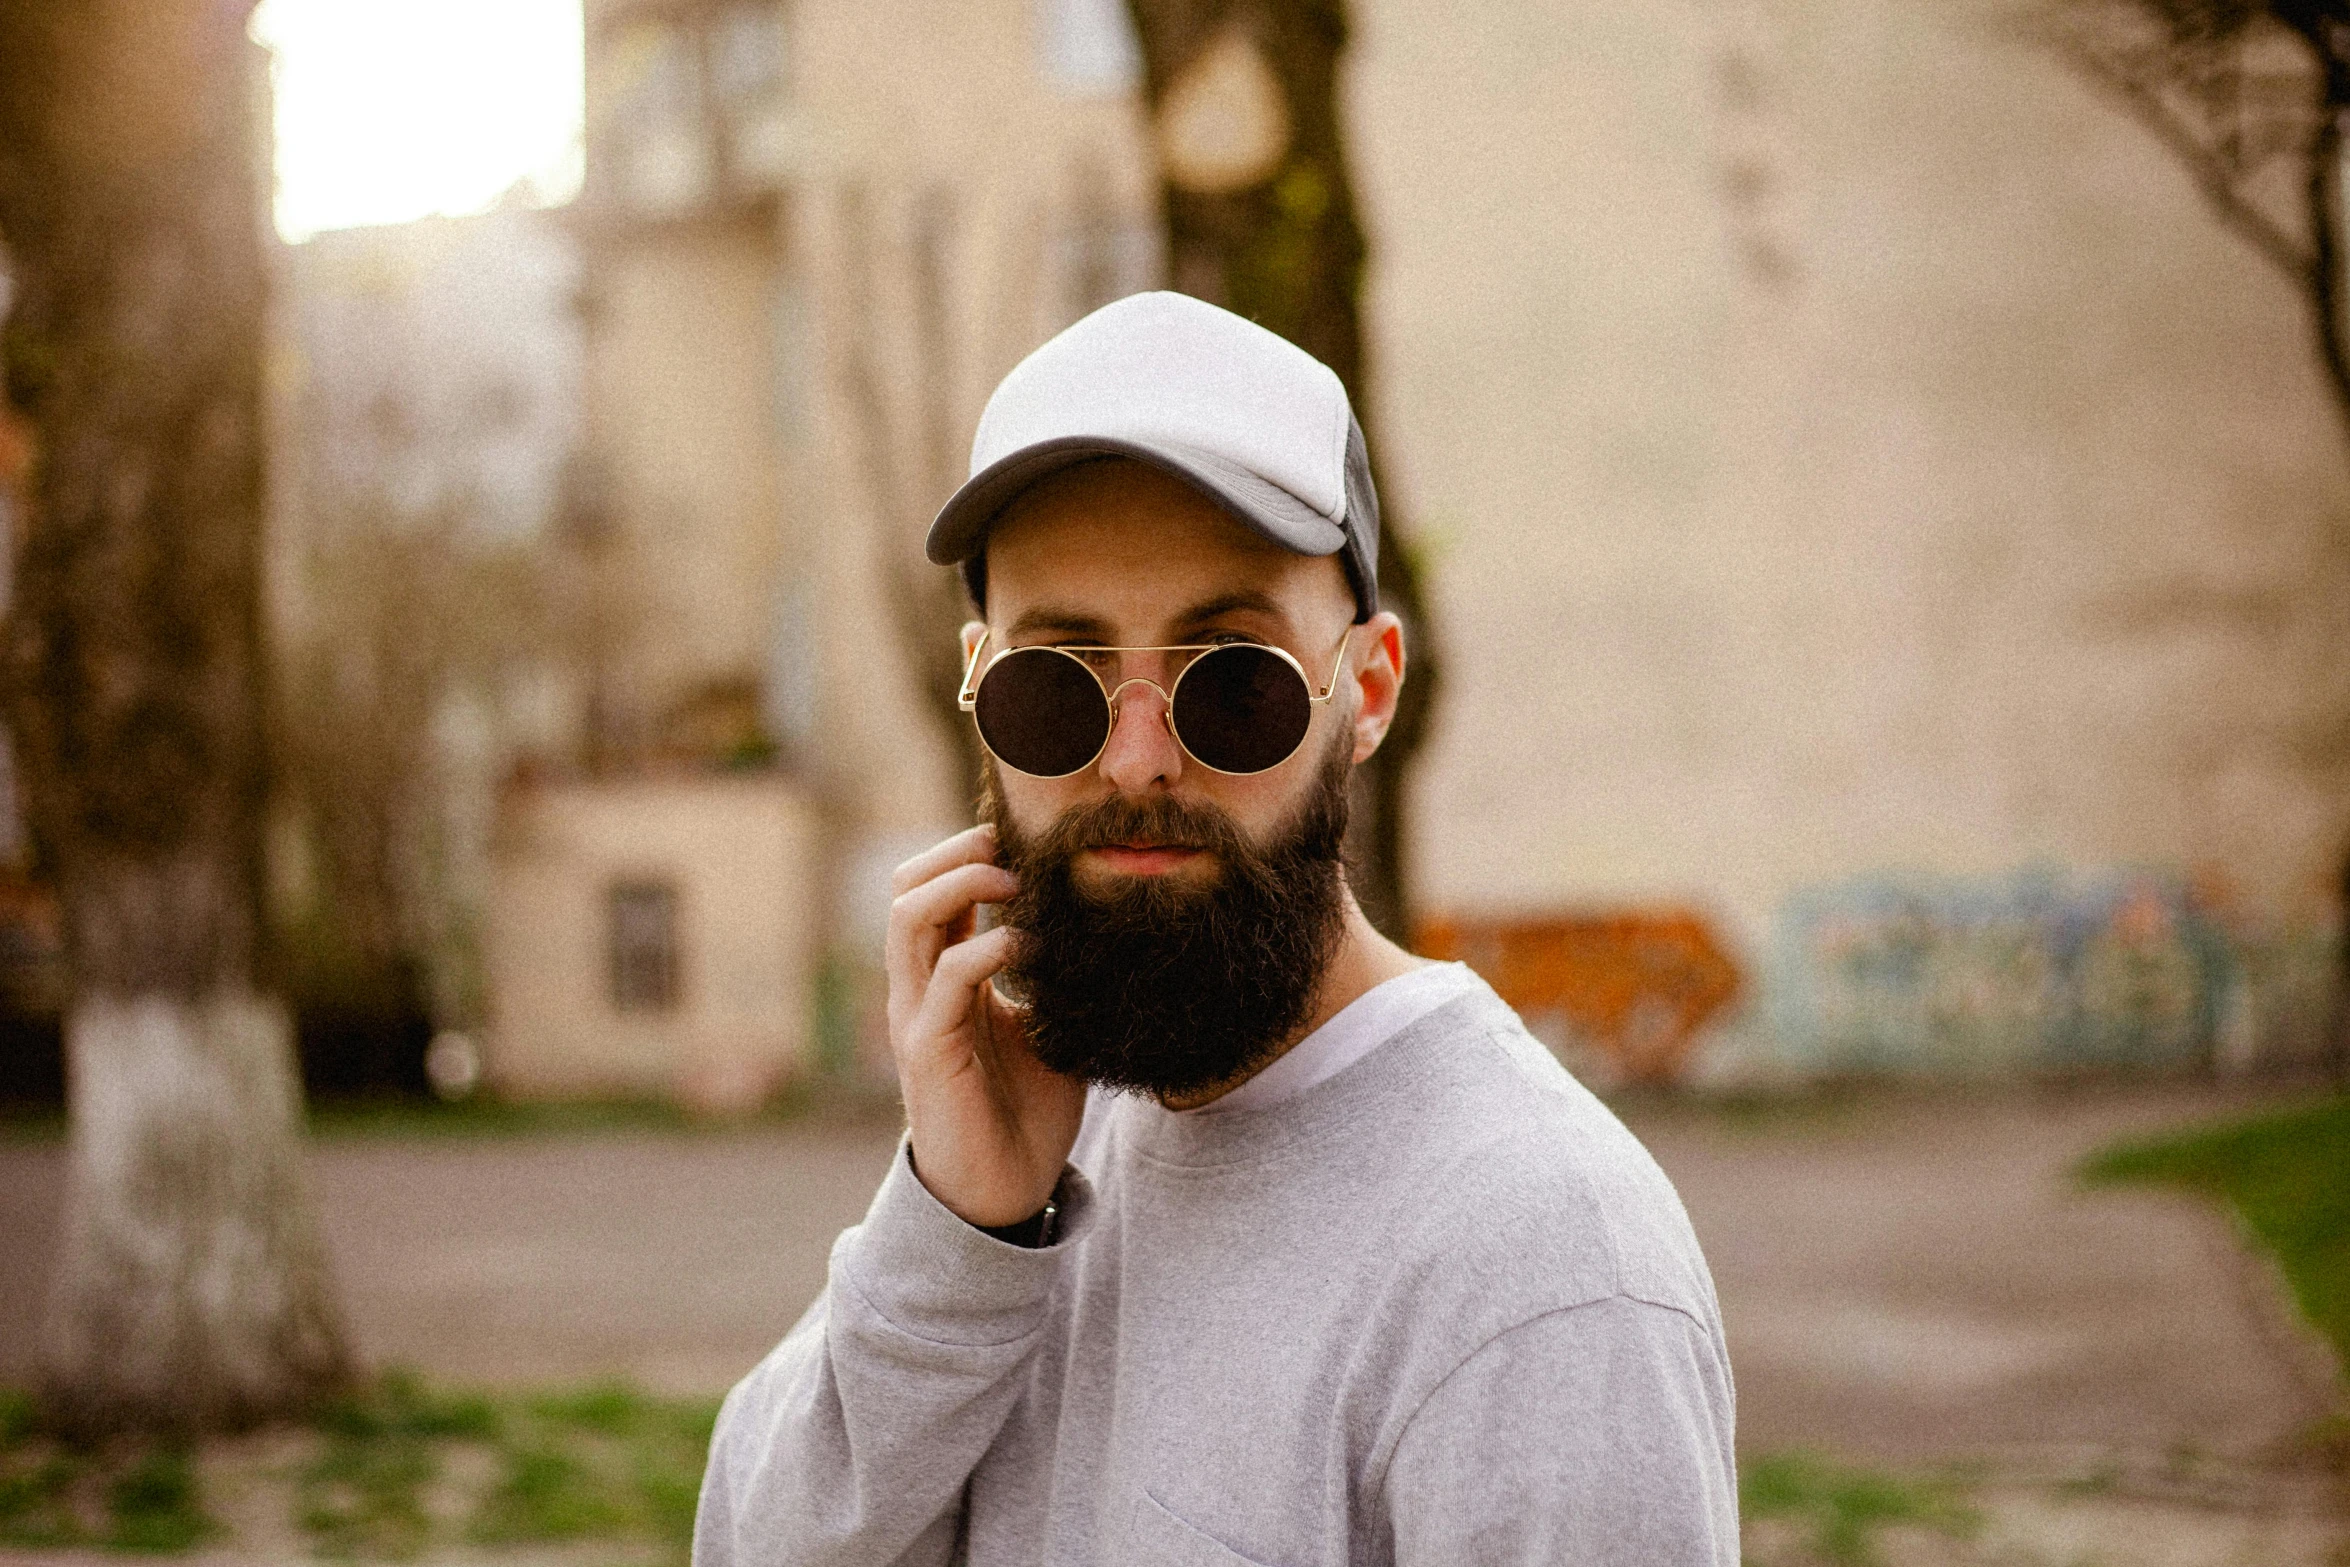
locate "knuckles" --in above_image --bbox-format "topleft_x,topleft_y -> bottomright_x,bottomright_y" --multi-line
889,825 -> 997,895
887,861 -> 1017,930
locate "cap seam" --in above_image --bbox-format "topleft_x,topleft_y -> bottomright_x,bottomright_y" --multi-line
1324,369 -> 1350,523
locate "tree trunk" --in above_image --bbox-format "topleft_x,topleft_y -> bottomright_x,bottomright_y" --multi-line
0,0 -> 352,1434
1124,0 -> 1439,940
2298,29 -> 2350,434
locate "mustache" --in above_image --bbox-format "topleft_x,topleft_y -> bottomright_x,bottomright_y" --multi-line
1000,789 -> 1252,862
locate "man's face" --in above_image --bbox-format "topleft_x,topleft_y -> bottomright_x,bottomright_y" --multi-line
970,459 -> 1405,1101
973,459 -> 1398,883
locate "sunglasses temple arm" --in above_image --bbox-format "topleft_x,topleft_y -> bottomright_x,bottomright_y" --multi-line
957,630 -> 990,710
1312,625 -> 1354,701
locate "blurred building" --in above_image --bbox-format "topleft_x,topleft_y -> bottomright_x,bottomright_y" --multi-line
569,0 -> 1155,767
270,201 -> 595,1086
1348,0 -> 2348,1079
306,0 -> 2346,1097
278,200 -> 584,547
486,776 -> 821,1109
520,0 -> 1158,1098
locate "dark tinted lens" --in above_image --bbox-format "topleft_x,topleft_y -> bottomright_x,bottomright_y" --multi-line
1170,644 -> 1313,773
973,648 -> 1111,776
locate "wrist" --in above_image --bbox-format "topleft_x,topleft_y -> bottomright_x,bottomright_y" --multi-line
906,1142 -> 1063,1232
976,1188 -> 1063,1248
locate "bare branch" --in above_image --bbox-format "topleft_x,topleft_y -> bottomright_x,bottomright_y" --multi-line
2047,21 -> 2315,278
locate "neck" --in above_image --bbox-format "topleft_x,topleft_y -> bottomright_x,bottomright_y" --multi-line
1155,891 -> 1427,1111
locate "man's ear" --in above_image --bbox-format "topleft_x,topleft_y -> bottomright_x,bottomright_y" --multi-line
1348,610 -> 1406,764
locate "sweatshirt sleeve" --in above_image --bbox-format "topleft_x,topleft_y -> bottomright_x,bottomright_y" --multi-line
694,1140 -> 1092,1567
1382,1295 -> 1740,1567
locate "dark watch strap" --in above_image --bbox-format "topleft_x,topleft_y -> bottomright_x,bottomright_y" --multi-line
908,1145 -> 1063,1249
978,1194 -> 1061,1249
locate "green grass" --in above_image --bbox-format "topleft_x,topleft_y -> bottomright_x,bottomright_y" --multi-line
1740,1451 -> 1978,1566
0,1372 -> 721,1561
103,1450 -> 214,1553
2080,1093 -> 2350,1387
467,1381 -> 715,1551
300,1370 -> 499,1558
0,1385 -> 219,1552
0,1105 -> 65,1143
0,1427 -> 217,1554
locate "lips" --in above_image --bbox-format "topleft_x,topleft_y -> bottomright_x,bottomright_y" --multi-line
1088,843 -> 1207,876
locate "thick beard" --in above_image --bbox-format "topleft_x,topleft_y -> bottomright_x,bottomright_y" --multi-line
983,734 -> 1353,1101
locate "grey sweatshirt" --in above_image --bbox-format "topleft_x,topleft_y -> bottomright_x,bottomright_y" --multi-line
697,976 -> 1739,1566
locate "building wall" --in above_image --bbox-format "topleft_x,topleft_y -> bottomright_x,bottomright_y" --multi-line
577,0 -> 1161,937
1351,0 -> 2349,1074
486,775 -> 821,1109
564,0 -> 2345,1080
584,214 -> 791,711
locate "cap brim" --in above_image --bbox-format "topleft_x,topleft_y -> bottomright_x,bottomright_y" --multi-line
925,435 -> 1349,567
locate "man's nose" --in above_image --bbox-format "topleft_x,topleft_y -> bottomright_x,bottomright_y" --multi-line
1096,677 -> 1183,794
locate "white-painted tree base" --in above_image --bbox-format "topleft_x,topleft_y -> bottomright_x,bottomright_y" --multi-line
41,991 -> 350,1433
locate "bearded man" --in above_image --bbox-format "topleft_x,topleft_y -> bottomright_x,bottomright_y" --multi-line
696,293 -> 1738,1565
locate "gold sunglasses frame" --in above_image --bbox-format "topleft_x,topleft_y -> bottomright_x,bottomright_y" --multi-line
957,626 -> 1354,778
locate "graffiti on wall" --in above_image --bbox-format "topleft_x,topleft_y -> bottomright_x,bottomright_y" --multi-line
1416,911 -> 1742,1085
1767,867 -> 2338,1075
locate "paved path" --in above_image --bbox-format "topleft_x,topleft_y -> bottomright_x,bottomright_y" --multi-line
1629,1084 -> 2334,1461
0,1082 -> 2331,1464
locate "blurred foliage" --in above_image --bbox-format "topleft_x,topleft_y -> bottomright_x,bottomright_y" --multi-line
299,1371 -> 497,1558
2056,0 -> 2350,423
272,499 -> 584,1032
2081,1093 -> 2350,1384
2136,0 -> 2274,38
102,1451 -> 214,1553
1740,1451 -> 1980,1566
0,1388 -> 217,1553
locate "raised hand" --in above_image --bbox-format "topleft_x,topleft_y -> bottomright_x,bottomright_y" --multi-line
884,824 -> 1087,1228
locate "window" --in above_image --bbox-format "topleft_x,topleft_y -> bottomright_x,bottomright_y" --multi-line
588,3 -> 801,207
609,879 -> 680,1011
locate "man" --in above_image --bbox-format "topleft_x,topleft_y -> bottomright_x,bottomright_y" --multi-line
696,292 -> 1738,1565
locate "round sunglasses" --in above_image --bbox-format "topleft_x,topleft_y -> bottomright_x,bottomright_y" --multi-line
957,627 -> 1353,777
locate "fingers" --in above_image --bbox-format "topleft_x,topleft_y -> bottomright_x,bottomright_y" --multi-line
886,859 -> 1019,989
891,824 -> 999,897
909,924 -> 1017,1055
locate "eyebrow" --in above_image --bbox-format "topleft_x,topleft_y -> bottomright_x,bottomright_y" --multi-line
1006,607 -> 1116,640
1171,590 -> 1291,633
1004,590 -> 1294,644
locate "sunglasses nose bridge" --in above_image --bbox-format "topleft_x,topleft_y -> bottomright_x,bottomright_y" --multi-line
1102,675 -> 1182,747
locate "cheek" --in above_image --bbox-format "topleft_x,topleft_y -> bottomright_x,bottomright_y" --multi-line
1181,750 -> 1321,830
993,770 -> 1081,834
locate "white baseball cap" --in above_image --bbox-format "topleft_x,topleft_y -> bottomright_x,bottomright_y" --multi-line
925,291 -> 1381,622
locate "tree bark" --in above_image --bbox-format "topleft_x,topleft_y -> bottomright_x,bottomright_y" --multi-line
1124,0 -> 1439,940
0,0 -> 351,1434
2295,21 -> 2350,434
